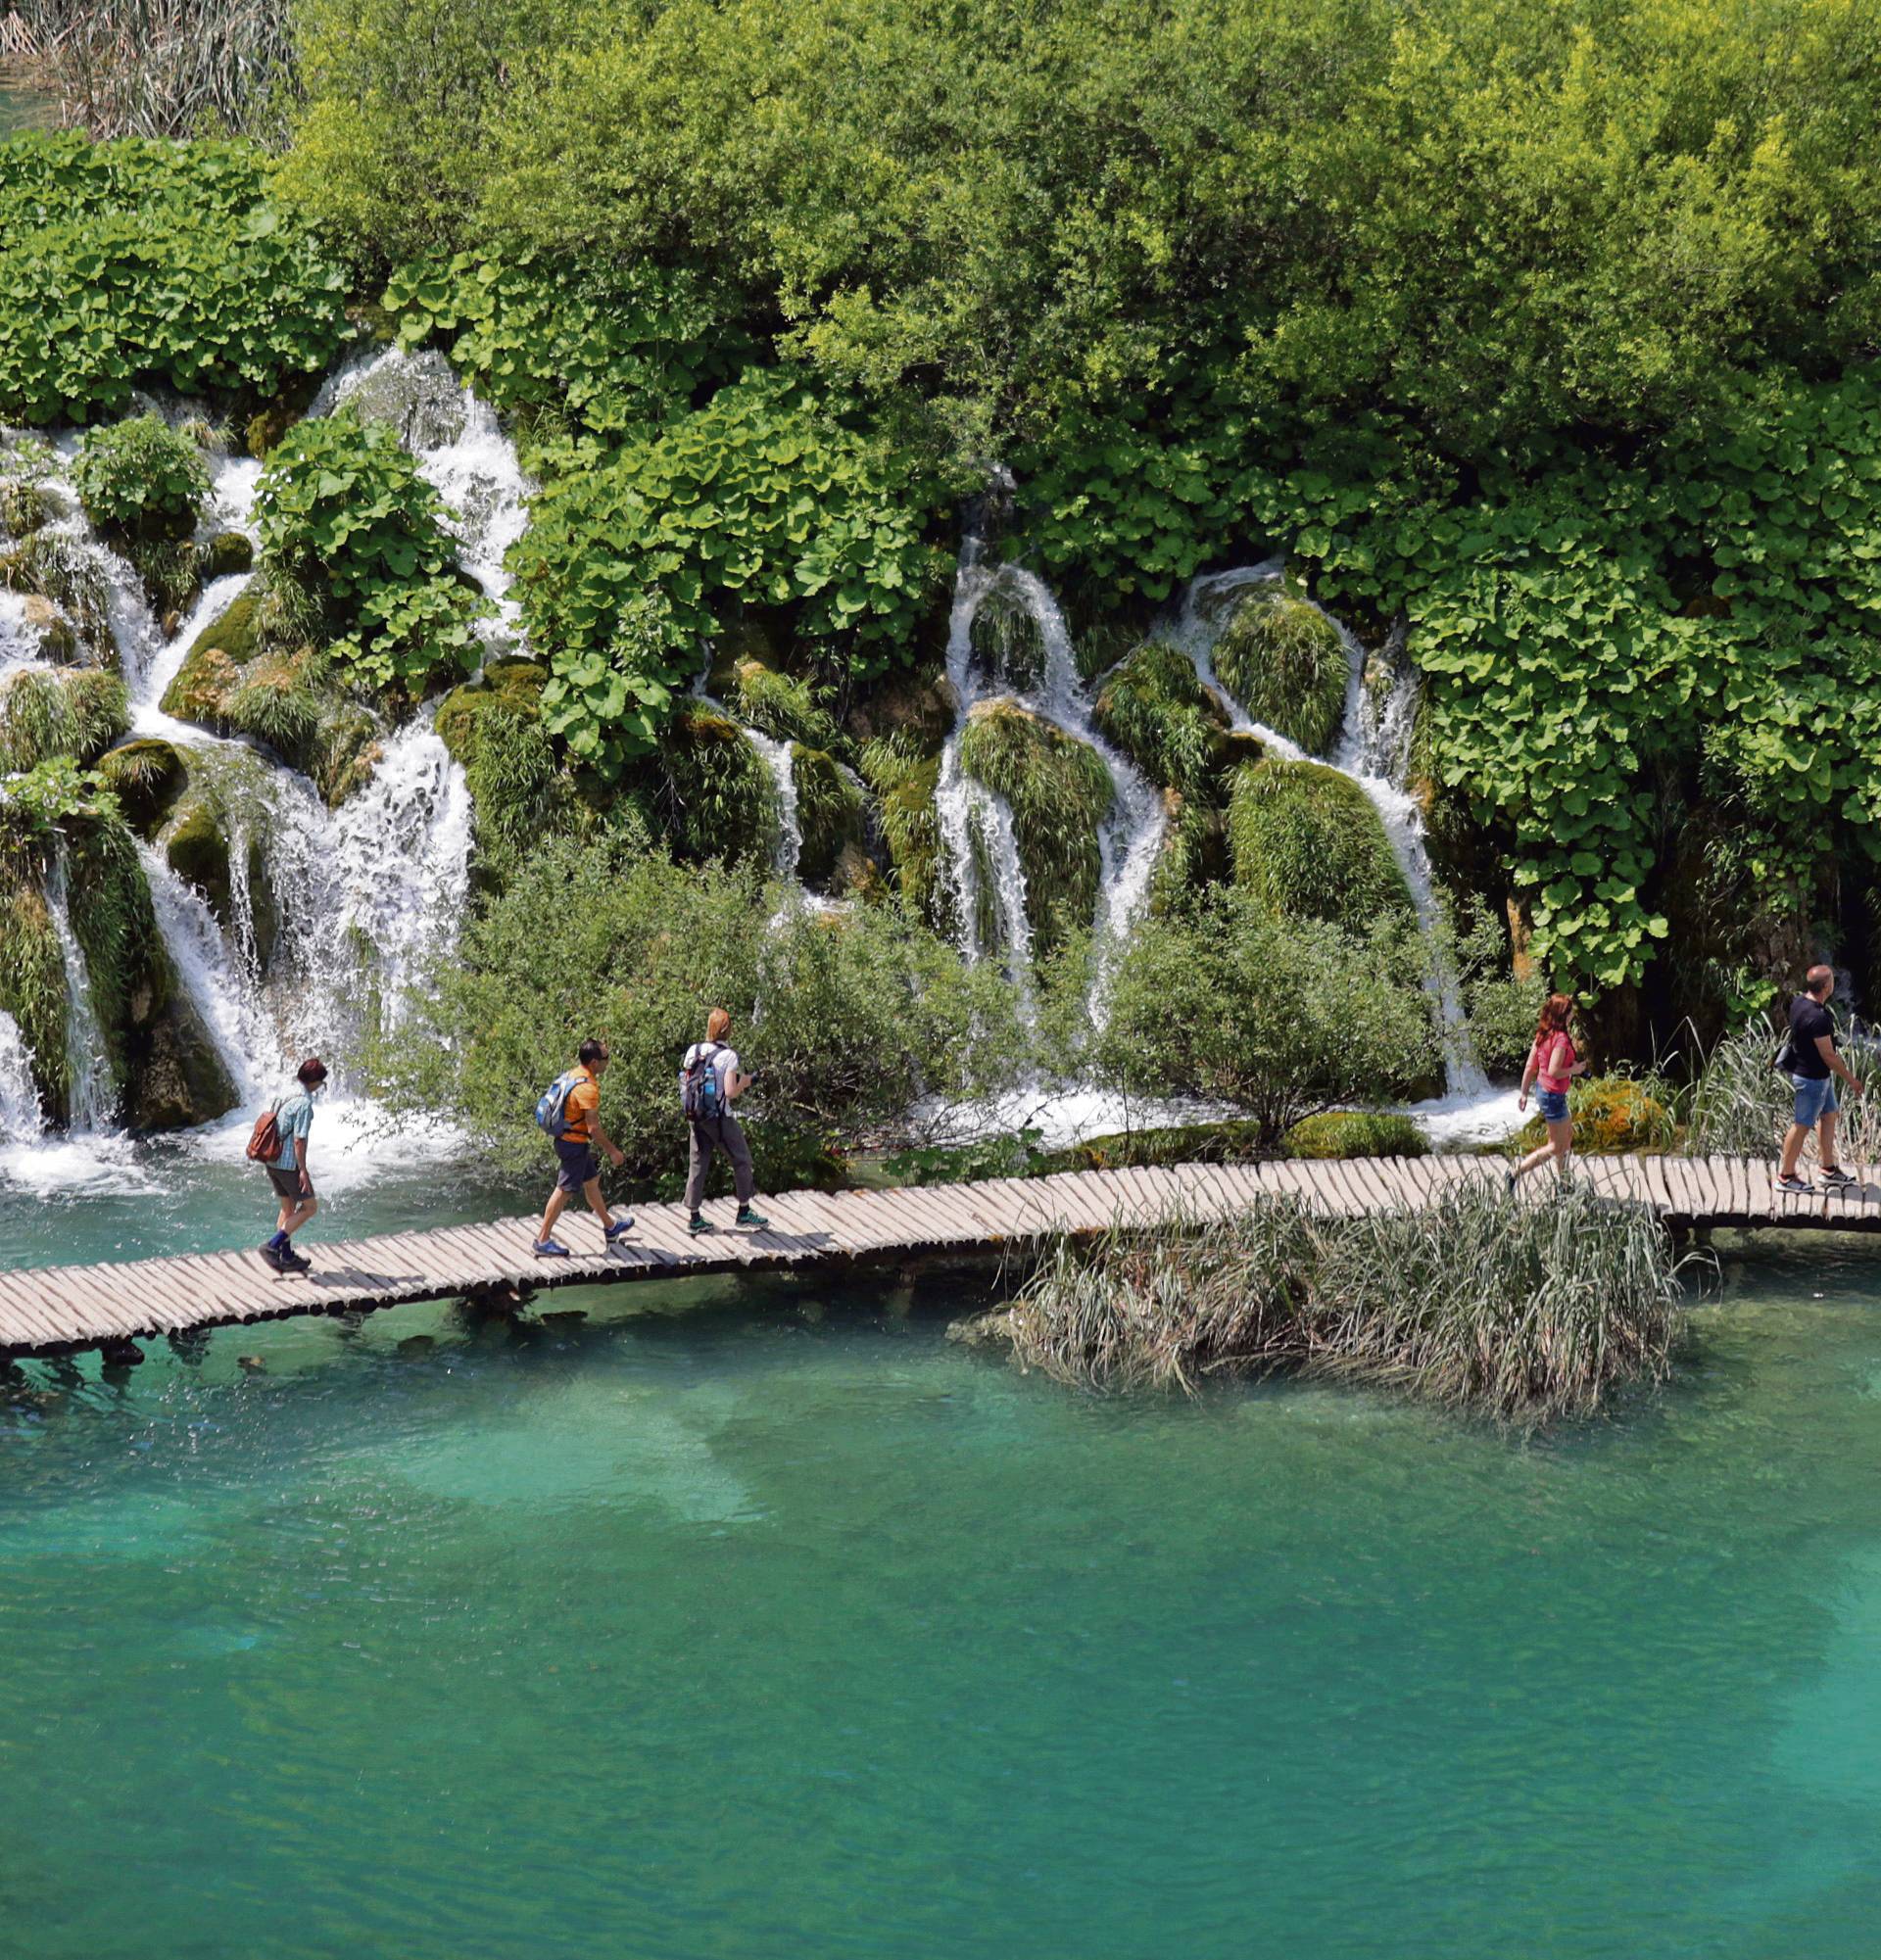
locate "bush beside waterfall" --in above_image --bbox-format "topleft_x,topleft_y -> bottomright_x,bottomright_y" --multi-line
1212,590 -> 1349,759
1228,758 -> 1414,932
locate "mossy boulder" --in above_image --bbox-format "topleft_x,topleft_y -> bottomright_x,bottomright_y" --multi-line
858,736 -> 945,928
11,594 -> 76,665
793,745 -> 867,889
205,532 -> 254,578
96,739 -> 187,836
0,853 -> 68,1124
162,592 -> 265,721
1283,1111 -> 1429,1160
844,665 -> 955,754
0,668 -> 129,772
1515,1077 -> 1672,1155
0,479 -> 51,538
959,698 -> 1113,957
1092,640 -> 1230,801
437,661 -> 564,855
1149,789 -> 1229,911
0,533 -> 114,667
1228,757 -> 1414,931
158,754 -> 280,968
655,704 -> 776,869
734,657 -> 844,754
1215,586 -> 1349,757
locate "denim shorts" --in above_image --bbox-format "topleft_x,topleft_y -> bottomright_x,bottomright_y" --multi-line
1534,1087 -> 1569,1123
554,1138 -> 601,1192
1791,1073 -> 1839,1127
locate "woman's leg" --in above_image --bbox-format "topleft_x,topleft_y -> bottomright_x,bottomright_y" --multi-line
1547,1114 -> 1573,1183
684,1121 -> 713,1215
723,1115 -> 756,1206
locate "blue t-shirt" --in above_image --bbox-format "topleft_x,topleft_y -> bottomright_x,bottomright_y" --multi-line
271,1090 -> 314,1171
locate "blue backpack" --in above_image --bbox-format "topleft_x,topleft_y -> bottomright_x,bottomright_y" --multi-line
680,1042 -> 728,1121
535,1068 -> 586,1137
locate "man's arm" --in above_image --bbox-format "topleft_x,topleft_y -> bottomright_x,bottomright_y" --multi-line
592,1112 -> 625,1170
1818,1032 -> 1863,1094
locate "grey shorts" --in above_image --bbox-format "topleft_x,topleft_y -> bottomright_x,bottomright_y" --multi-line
266,1164 -> 311,1202
555,1138 -> 601,1193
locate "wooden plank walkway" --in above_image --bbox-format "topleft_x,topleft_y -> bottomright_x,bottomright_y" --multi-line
2,1153 -> 1876,1358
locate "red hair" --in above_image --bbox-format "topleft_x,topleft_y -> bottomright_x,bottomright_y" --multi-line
1533,993 -> 1574,1045
706,1007 -> 732,1042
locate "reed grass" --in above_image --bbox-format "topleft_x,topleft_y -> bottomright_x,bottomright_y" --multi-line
1684,1016 -> 1881,1164
1008,1183 -> 1693,1422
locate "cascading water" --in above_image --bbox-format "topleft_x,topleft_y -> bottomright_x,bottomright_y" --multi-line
1171,568 -> 1490,1100
44,844 -> 115,1130
0,1010 -> 44,1144
139,842 -> 269,1105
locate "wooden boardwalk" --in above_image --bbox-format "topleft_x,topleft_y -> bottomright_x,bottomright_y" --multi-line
2,1153 -> 1877,1359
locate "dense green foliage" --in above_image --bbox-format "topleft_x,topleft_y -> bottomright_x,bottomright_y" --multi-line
1229,759 -> 1413,931
0,134 -> 348,423
1283,1112 -> 1428,1161
255,411 -> 487,692
1212,588 -> 1348,759
72,413 -> 209,538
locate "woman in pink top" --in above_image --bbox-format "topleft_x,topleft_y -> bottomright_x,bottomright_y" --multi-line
1508,993 -> 1588,1191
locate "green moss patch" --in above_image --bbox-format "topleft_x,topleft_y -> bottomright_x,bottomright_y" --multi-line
1092,640 -> 1230,801
0,669 -> 129,772
654,704 -> 776,868
794,745 -> 866,889
96,739 -> 187,835
1283,1111 -> 1429,1159
1215,587 -> 1349,757
958,697 -> 1113,956
1229,757 -> 1413,931
859,735 -> 945,927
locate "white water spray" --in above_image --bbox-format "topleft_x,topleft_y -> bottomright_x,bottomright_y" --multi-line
44,844 -> 115,1130
0,1010 -> 44,1144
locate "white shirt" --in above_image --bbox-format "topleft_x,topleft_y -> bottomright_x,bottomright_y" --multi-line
681,1042 -> 738,1098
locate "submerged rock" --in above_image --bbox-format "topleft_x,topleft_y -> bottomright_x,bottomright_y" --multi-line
946,1308 -> 1016,1348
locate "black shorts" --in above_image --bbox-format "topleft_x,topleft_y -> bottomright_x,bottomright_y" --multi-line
266,1164 -> 311,1202
555,1138 -> 601,1193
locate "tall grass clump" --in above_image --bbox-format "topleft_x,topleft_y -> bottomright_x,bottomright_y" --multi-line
1009,1184 -> 1691,1423
1686,1016 -> 1881,1163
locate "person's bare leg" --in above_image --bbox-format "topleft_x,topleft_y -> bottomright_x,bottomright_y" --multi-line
1818,1106 -> 1841,1171
1514,1138 -> 1555,1180
280,1195 -> 317,1240
582,1175 -> 613,1231
538,1184 -> 571,1242
1550,1117 -> 1573,1185
1779,1120 -> 1811,1179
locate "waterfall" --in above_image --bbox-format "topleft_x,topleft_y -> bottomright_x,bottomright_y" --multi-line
139,842 -> 270,1104
0,1009 -> 44,1144
1171,569 -> 1489,1099
312,346 -> 534,665
44,844 -> 115,1130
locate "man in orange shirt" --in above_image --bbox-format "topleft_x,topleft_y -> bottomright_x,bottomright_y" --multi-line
534,1037 -> 635,1257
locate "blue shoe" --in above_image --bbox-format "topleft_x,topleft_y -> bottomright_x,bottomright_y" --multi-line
604,1217 -> 635,1242
534,1237 -> 571,1258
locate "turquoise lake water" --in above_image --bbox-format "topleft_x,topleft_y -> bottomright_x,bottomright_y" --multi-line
4,1154 -> 1881,1958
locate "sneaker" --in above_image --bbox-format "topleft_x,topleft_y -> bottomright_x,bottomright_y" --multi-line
280,1245 -> 312,1274
687,1215 -> 712,1237
533,1237 -> 571,1257
1774,1172 -> 1814,1195
1504,1168 -> 1517,1196
735,1207 -> 770,1229
604,1216 -> 636,1242
258,1241 -> 288,1273
1820,1165 -> 1859,1189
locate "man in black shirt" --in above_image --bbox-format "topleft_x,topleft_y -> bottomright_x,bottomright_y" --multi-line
1776,964 -> 1865,1193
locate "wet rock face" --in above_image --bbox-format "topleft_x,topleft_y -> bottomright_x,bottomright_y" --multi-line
119,965 -> 238,1130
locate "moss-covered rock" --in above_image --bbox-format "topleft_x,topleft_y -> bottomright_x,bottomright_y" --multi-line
0,846 -> 69,1124
1215,586 -> 1349,756
735,657 -> 844,754
1092,640 -> 1230,801
0,668 -> 128,772
793,745 -> 867,889
157,751 -> 280,966
655,704 -> 776,869
161,592 -> 265,721
0,533 -> 114,667
96,739 -> 187,836
1515,1077 -> 1672,1155
859,736 -> 946,928
205,532 -> 254,578
12,595 -> 76,665
1283,1111 -> 1429,1159
1228,757 -> 1414,931
959,698 -> 1113,956
437,661 -> 564,855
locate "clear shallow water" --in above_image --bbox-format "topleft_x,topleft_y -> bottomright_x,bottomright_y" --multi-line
3,1187 -> 1881,1957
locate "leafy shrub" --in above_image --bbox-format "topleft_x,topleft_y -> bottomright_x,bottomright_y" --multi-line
1516,1076 -> 1673,1154
255,411 -> 488,693
1213,587 -> 1349,757
1093,887 -> 1433,1139
0,134 -> 350,423
1009,1183 -> 1689,1421
732,658 -> 844,754
384,249 -> 748,442
957,698 -> 1113,956
72,413 -> 209,538
859,734 -> 945,928
1283,1112 -> 1428,1160
1228,757 -> 1413,930
515,372 -> 948,771
793,745 -> 866,890
368,832 -> 1030,1179
651,703 -> 777,868
1091,640 -> 1228,803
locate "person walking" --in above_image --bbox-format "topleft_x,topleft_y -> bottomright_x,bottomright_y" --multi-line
681,1008 -> 769,1236
1775,965 -> 1864,1194
260,1056 -> 327,1273
1508,993 -> 1587,1192
534,1037 -> 635,1257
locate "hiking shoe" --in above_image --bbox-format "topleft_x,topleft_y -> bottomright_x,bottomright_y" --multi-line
1820,1165 -> 1859,1190
258,1241 -> 288,1273
735,1207 -> 770,1229
1504,1168 -> 1518,1197
604,1216 -> 636,1242
280,1245 -> 312,1275
687,1215 -> 713,1237
1774,1172 -> 1814,1196
533,1237 -> 571,1257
